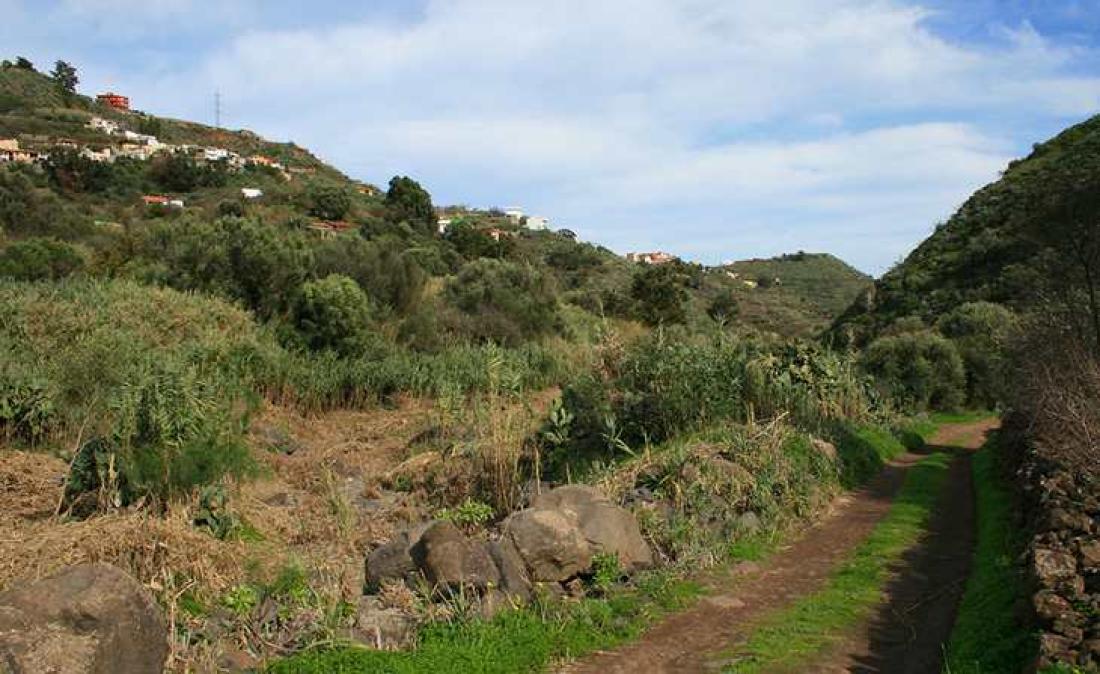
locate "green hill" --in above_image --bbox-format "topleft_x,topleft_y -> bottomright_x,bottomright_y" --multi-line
832,113 -> 1100,344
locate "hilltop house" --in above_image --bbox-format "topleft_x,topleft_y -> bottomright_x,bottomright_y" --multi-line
0,139 -> 37,163
96,92 -> 130,112
437,218 -> 453,234
504,207 -> 525,223
86,117 -> 120,135
625,251 -> 676,265
241,188 -> 263,199
525,215 -> 549,231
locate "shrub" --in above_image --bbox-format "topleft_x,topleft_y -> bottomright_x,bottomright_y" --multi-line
936,301 -> 1017,407
0,237 -> 84,280
443,259 -> 562,345
293,274 -> 375,355
707,291 -> 740,323
306,183 -> 351,220
314,237 -> 426,314
860,331 -> 966,412
631,265 -> 687,326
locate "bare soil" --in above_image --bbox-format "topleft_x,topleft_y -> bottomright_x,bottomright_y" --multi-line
560,420 -> 998,674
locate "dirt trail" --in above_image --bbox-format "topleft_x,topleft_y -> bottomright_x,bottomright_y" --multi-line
559,419 -> 998,674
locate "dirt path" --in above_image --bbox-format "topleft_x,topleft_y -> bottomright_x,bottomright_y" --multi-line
559,420 -> 998,674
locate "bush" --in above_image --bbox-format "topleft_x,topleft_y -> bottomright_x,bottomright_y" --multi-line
0,237 -> 84,280
707,291 -> 740,323
314,237 -> 426,314
936,301 -> 1017,407
0,167 -> 88,239
306,183 -> 351,220
137,216 -> 313,319
443,259 -> 562,345
860,331 -> 966,412
631,265 -> 687,326
293,274 -> 375,355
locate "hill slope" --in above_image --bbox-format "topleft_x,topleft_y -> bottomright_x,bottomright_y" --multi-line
832,113 -> 1100,343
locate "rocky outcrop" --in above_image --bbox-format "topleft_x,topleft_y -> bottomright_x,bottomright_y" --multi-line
0,563 -> 167,674
360,483 -> 654,634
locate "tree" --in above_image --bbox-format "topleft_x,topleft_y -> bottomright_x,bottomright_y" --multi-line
0,237 -> 84,281
707,291 -> 740,323
294,274 -> 374,355
631,264 -> 687,326
443,259 -> 561,344
861,331 -> 966,411
50,60 -> 78,101
307,183 -> 351,221
936,302 -> 1017,407
314,237 -> 426,314
385,176 -> 436,235
14,57 -> 34,71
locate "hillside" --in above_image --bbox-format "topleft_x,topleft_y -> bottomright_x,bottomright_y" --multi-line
832,113 -> 1100,344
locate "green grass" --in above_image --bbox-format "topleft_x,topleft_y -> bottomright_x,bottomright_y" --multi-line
944,437 -> 1035,673
721,451 -> 953,673
268,572 -> 701,673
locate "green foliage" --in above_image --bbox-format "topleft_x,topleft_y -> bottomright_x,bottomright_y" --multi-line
15,57 -> 34,71
0,167 -> 86,238
137,216 -> 313,319
589,552 -> 623,593
385,175 -> 436,235
945,438 -> 1036,673
435,498 -> 494,530
49,60 -> 78,99
936,302 -> 1017,407
446,220 -> 513,260
148,152 -> 227,192
307,183 -> 352,221
443,259 -> 562,345
707,291 -> 740,323
860,331 -> 966,412
631,265 -> 687,326
0,237 -> 83,280
294,274 -> 375,356
192,484 -> 241,540
315,237 -> 426,314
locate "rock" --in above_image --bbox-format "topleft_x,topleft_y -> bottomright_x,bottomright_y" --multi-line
1038,633 -> 1078,668
571,499 -> 654,572
488,538 -> 532,602
253,422 -> 303,455
504,508 -> 592,582
1080,540 -> 1100,568
342,597 -> 417,650
366,535 -> 417,591
0,563 -> 167,674
218,645 -> 258,672
477,589 -> 516,620
530,484 -> 609,511
410,521 -> 500,593
735,511 -> 762,535
1035,590 -> 1074,624
1035,548 -> 1078,586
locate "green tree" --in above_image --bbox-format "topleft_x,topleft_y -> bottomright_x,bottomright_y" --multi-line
307,183 -> 352,221
294,274 -> 374,355
384,175 -> 436,235
443,259 -> 561,344
936,302 -> 1017,407
861,331 -> 966,411
446,220 -> 513,260
631,264 -> 687,326
0,238 -> 84,280
50,60 -> 78,102
14,57 -> 33,71
314,237 -> 426,314
707,291 -> 740,323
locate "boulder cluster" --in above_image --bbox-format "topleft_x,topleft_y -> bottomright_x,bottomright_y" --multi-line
360,485 -> 653,647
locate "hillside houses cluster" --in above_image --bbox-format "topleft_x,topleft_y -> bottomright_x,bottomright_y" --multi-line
436,205 -> 553,236
625,251 -> 677,265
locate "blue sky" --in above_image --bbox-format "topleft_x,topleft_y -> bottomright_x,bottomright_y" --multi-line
4,1 -> 1100,274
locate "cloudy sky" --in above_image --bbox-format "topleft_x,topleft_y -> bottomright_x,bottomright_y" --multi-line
4,1 -> 1100,274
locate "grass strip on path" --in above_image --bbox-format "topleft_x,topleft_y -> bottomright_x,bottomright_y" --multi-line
722,451 -> 954,673
944,437 -> 1035,673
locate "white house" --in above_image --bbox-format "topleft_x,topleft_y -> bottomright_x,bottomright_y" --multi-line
437,217 -> 453,234
503,207 -> 524,223
87,116 -> 120,135
241,188 -> 263,199
123,130 -> 159,146
167,199 -> 185,209
204,147 -> 230,162
525,215 -> 549,231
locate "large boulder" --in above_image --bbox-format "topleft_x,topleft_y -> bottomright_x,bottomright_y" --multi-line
503,508 -> 592,582
532,484 -> 653,572
409,521 -> 500,593
364,523 -> 433,591
338,596 -> 417,651
0,563 -> 167,674
488,538 -> 532,602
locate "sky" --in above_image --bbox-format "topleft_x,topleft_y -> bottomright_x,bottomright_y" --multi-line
3,1 -> 1100,274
